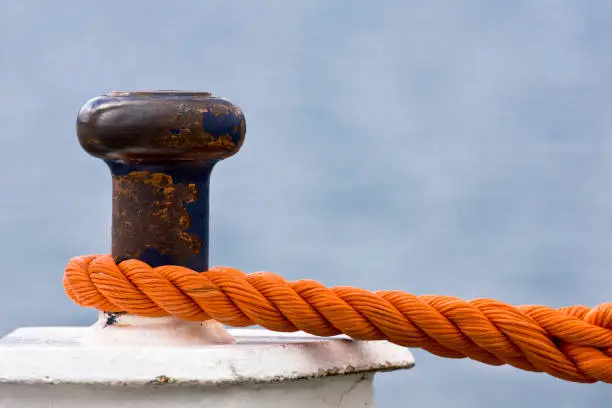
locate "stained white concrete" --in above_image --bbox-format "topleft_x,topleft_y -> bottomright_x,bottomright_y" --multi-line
0,373 -> 375,408
0,316 -> 415,407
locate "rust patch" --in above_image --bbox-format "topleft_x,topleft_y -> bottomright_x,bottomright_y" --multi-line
207,135 -> 237,150
149,375 -> 175,385
148,103 -> 238,152
152,129 -> 236,150
112,171 -> 201,262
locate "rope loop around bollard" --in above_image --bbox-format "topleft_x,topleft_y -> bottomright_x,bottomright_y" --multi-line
64,254 -> 612,385
69,91 -> 612,386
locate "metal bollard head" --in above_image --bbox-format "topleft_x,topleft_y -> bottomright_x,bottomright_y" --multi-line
76,90 -> 246,162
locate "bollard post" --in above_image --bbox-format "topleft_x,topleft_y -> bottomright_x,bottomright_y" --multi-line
76,91 -> 246,272
76,90 -> 248,345
0,91 -> 415,407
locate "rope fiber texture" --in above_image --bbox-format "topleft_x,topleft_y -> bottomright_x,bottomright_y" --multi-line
64,254 -> 612,384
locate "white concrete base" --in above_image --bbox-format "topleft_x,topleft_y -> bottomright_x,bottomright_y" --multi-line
0,321 -> 415,407
0,373 -> 374,408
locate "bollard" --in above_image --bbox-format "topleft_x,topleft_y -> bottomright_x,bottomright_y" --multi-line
0,91 -> 415,408
77,90 -> 246,271
75,91 -> 247,344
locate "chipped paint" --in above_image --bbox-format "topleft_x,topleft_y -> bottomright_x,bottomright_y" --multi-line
111,170 -> 202,266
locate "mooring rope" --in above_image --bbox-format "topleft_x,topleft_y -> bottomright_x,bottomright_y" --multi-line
63,254 -> 612,384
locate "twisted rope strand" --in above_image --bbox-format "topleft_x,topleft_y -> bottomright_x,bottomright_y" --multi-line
63,254 -> 612,384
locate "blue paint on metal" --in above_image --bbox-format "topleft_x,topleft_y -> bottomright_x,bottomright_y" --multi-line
201,110 -> 244,146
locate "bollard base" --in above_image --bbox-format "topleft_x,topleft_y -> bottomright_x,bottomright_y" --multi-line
1,374 -> 374,408
0,324 -> 414,408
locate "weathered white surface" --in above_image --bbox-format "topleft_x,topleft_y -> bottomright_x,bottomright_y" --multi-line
0,318 -> 415,407
0,373 -> 374,408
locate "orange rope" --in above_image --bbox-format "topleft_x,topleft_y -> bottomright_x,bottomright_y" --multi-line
64,254 -> 612,384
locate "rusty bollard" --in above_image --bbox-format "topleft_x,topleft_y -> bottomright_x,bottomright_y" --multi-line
77,91 -> 246,271
0,91 -> 414,407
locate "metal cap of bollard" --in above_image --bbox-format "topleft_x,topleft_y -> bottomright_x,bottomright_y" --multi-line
76,91 -> 246,271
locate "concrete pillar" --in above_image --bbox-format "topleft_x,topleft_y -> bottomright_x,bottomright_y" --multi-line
0,314 -> 414,407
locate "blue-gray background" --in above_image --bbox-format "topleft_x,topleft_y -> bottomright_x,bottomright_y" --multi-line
1,1 -> 610,406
